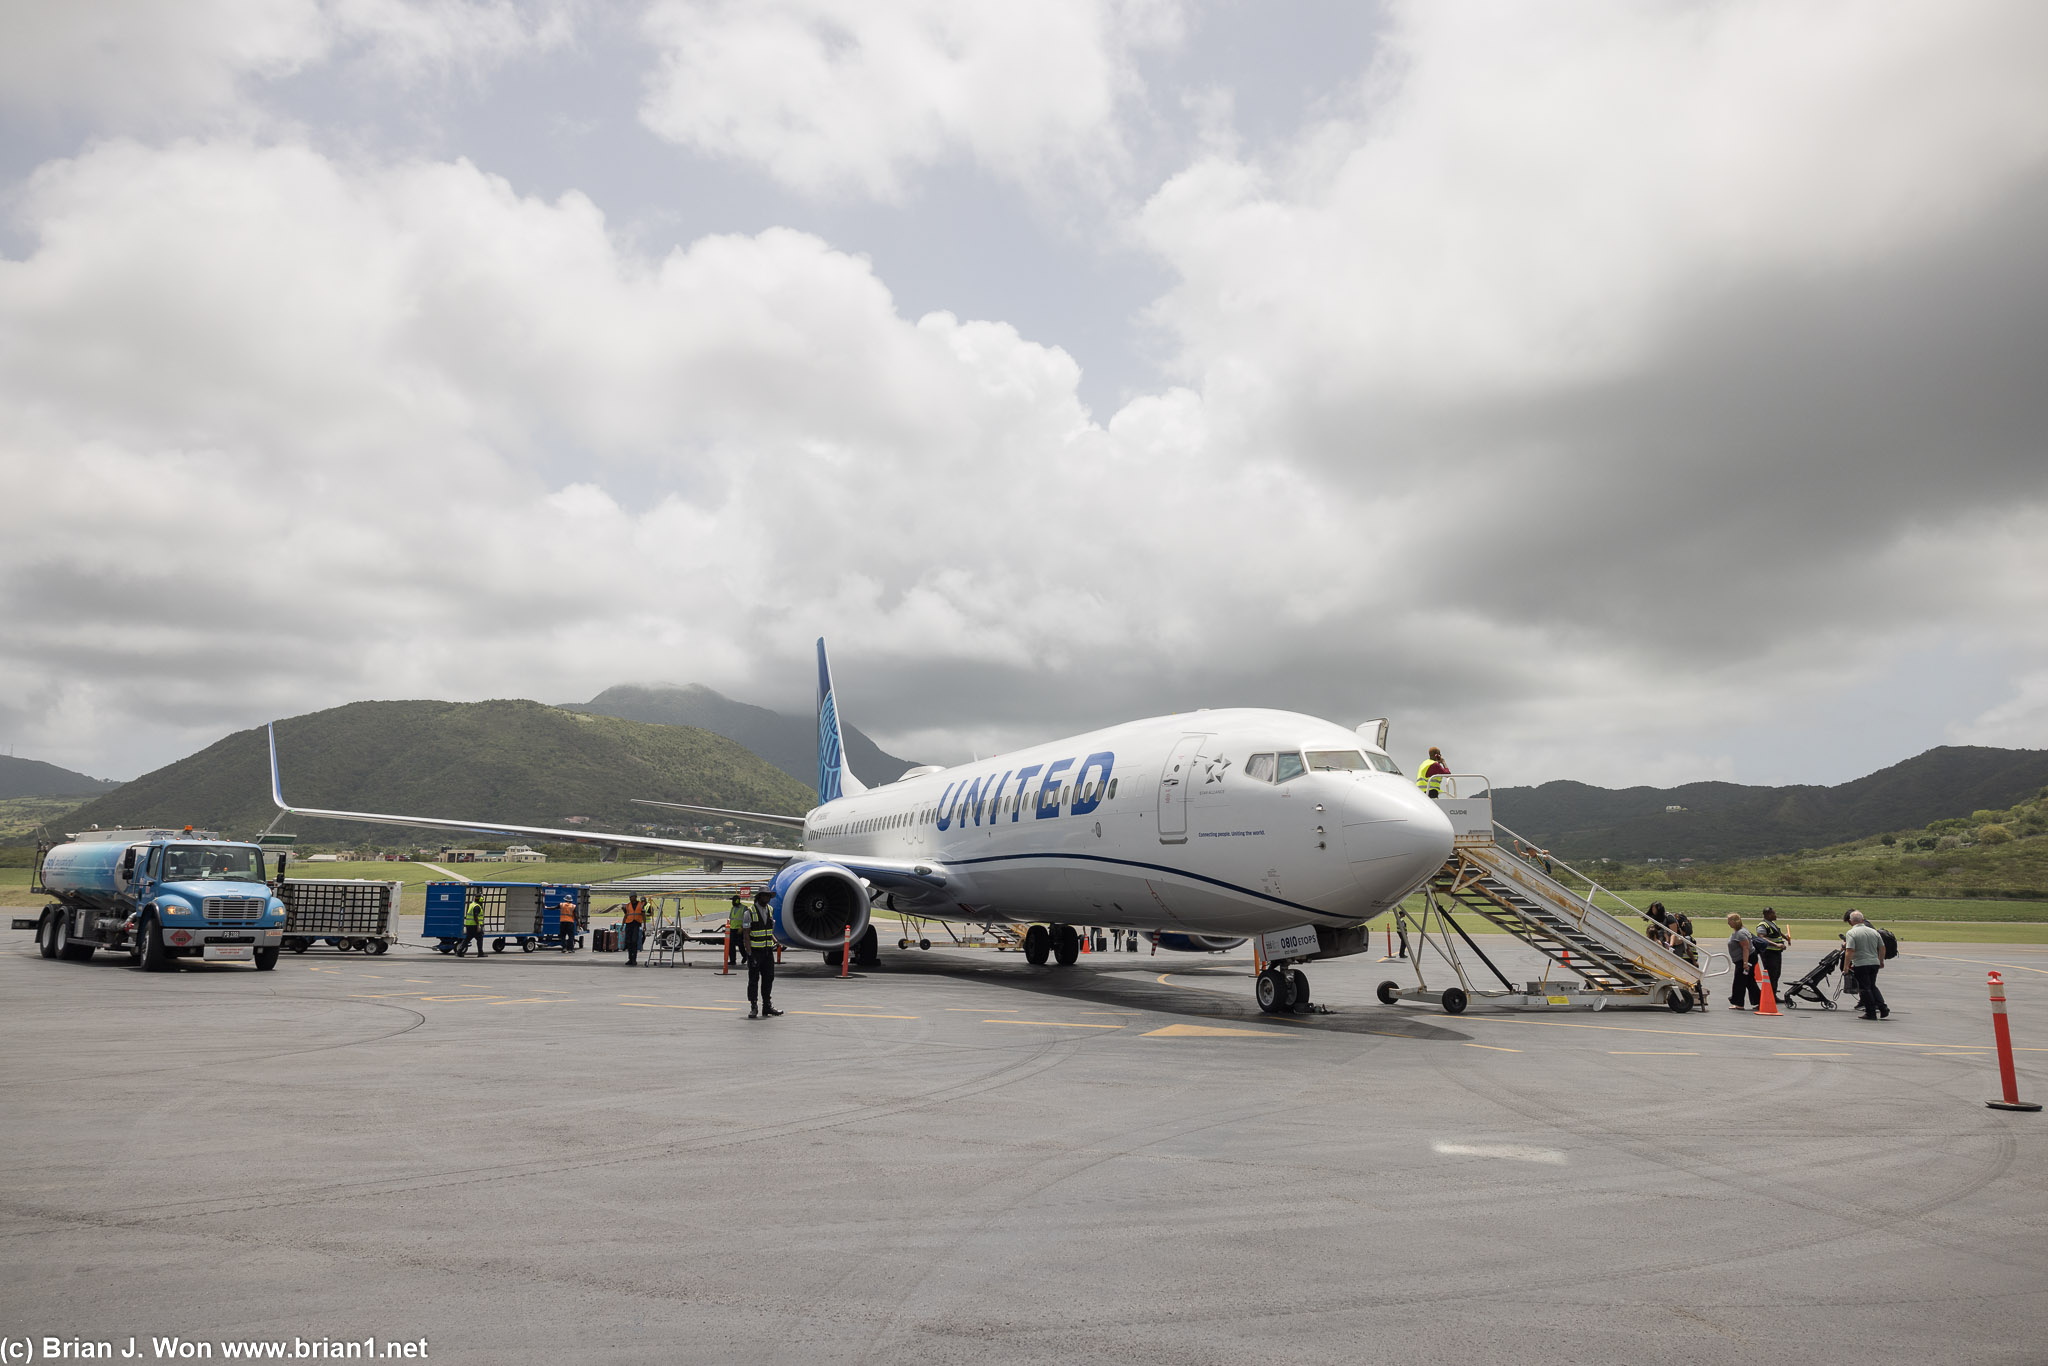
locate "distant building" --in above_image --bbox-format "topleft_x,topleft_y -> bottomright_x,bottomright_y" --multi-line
562,816 -> 591,826
504,845 -> 546,863
1665,805 -> 1688,813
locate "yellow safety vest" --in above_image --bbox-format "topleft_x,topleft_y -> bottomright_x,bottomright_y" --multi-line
728,902 -> 746,934
1414,760 -> 1444,795
464,900 -> 483,928
746,904 -> 775,950
621,900 -> 644,925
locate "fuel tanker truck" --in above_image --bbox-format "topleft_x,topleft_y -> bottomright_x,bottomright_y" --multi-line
32,828 -> 287,970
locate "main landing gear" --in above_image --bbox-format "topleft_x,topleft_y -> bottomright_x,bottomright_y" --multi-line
1256,965 -> 1313,1015
1021,924 -> 1082,967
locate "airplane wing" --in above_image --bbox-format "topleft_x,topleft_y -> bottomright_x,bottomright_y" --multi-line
265,723 -> 953,896
267,724 -> 797,868
630,798 -> 807,831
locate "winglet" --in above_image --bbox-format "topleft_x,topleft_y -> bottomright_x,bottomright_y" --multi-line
267,723 -> 290,812
816,637 -> 867,803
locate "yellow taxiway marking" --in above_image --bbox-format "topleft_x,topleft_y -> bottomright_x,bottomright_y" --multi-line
1609,1050 -> 1699,1055
1774,1052 -> 1850,1057
483,997 -> 570,1005
1142,1023 -> 1291,1039
419,994 -> 508,1003
984,1019 -> 1122,1029
1923,1051 -> 1990,1057
623,1002 -> 737,1013
403,979 -> 432,984
790,1010 -> 920,1020
1462,1042 -> 1521,1052
946,1006 -> 1017,1012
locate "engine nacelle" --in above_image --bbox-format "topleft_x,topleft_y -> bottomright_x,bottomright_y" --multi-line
768,861 -> 872,952
1151,932 -> 1247,953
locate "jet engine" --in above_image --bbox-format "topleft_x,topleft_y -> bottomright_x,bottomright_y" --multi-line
1151,932 -> 1247,953
768,861 -> 872,952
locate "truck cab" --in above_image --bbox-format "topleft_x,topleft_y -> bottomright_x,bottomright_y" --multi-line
35,828 -> 288,971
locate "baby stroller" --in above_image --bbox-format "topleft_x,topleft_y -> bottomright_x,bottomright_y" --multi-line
1780,948 -> 1844,1009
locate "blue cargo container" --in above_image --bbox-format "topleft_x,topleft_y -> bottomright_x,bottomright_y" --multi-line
424,881 -> 587,954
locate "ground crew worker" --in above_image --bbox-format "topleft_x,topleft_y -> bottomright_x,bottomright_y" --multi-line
1753,907 -> 1790,994
460,893 -> 487,959
727,893 -> 747,967
745,891 -> 782,1018
621,895 -> 645,966
1414,747 -> 1450,798
557,895 -> 577,952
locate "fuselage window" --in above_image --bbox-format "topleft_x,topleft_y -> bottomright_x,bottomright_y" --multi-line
1275,752 -> 1306,783
1246,753 -> 1276,782
1106,778 -> 1118,799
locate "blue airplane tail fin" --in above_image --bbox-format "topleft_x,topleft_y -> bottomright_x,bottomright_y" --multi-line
816,638 -> 867,804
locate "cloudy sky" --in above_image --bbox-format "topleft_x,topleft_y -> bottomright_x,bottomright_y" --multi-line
3,0 -> 2045,790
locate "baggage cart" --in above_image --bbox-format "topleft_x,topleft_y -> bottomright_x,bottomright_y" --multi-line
424,881 -> 587,954
279,878 -> 401,955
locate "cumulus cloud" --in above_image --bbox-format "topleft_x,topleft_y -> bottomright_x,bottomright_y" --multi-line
1,0 -> 2044,790
0,0 -> 573,127
636,0 -> 1183,198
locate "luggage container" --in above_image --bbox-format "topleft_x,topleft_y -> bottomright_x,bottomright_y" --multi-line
424,882 -> 587,954
279,878 -> 401,954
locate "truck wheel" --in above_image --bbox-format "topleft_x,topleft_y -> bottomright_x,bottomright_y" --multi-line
493,938 -> 506,954
369,940 -> 389,956
56,912 -> 94,962
38,912 -> 59,960
254,947 -> 279,971
136,915 -> 171,972
287,938 -> 308,953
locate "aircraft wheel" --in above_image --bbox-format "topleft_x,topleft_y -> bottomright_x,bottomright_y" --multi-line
1441,987 -> 1468,1015
1051,924 -> 1080,967
1255,967 -> 1294,1014
918,938 -> 931,951
1022,925 -> 1050,966
38,912 -> 59,960
898,938 -> 910,950
1290,970 -> 1311,1010
1666,987 -> 1694,1014
1377,980 -> 1400,1005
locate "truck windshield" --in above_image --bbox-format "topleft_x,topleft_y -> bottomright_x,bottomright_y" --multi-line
162,845 -> 265,882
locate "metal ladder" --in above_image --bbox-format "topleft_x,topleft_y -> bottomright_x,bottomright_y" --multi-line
1382,775 -> 1716,1012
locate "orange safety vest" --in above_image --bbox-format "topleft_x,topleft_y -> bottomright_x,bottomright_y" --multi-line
557,901 -> 576,929
621,899 -> 645,925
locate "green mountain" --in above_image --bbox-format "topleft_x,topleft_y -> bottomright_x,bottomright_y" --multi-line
1495,745 -> 2048,863
563,683 -> 921,791
51,700 -> 816,847
0,755 -> 121,799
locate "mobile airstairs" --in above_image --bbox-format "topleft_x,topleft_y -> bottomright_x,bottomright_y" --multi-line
1378,777 -> 1728,1015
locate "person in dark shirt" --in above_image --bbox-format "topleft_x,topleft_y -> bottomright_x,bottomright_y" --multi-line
1725,914 -> 1759,1010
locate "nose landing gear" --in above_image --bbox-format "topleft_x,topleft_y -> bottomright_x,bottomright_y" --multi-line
1256,966 -> 1312,1014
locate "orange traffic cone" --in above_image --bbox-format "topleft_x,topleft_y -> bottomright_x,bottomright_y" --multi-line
1754,959 -> 1780,1016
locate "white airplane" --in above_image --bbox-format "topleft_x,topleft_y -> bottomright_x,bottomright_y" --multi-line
266,640 -> 1454,1013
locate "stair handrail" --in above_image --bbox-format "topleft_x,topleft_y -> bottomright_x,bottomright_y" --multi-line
1488,819 -> 1707,979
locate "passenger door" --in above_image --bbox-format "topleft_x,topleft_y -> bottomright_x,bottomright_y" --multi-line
1157,734 -> 1209,844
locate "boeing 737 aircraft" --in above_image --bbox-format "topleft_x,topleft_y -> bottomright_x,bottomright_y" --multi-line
266,640 -> 1454,1012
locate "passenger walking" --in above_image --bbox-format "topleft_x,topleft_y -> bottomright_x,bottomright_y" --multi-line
621,895 -> 645,966
1644,901 -> 1672,947
1414,747 -> 1451,799
1753,907 -> 1790,995
1844,910 -> 1890,1020
745,891 -> 782,1019
460,893 -> 487,959
1725,914 -> 1759,1010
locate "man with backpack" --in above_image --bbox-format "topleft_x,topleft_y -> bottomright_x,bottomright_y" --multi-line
1843,910 -> 1890,1020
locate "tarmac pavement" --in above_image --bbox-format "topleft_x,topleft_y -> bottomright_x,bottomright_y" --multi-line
2,924 -> 2044,1365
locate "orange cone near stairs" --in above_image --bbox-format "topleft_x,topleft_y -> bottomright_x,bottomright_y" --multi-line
1754,959 -> 1780,1015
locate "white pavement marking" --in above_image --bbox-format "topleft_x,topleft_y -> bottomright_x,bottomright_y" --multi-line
1433,1141 -> 1567,1165
418,863 -> 471,882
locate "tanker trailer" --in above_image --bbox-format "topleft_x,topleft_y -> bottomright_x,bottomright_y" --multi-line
34,828 -> 287,970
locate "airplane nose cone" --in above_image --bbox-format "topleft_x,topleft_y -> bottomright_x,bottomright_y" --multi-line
1342,782 -> 1455,905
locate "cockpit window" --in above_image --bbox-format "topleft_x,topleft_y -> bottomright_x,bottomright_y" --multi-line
1306,750 -> 1370,772
162,844 -> 264,882
1274,752 -> 1306,783
1245,753 -> 1276,782
1364,751 -> 1402,773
